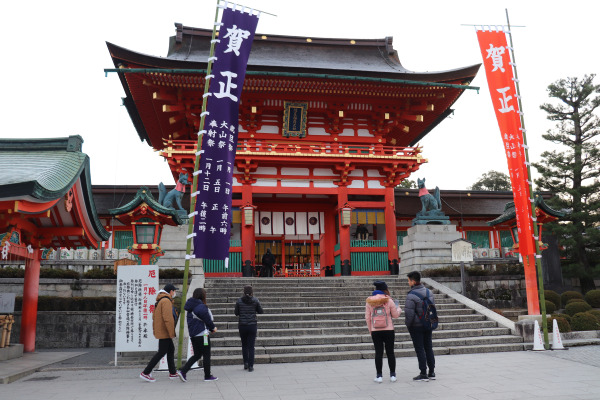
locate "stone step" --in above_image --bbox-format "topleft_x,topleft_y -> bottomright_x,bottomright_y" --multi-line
215,308 -> 476,327
210,335 -> 524,356
214,314 -> 485,330
210,342 -> 525,365
207,296 -> 457,308
210,321 -> 503,340
198,277 -> 525,364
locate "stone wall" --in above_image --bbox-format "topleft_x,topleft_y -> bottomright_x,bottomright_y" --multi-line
0,279 -> 185,298
434,276 -> 528,309
11,312 -> 115,348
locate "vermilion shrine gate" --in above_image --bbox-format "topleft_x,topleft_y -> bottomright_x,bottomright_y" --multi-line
107,24 -> 479,276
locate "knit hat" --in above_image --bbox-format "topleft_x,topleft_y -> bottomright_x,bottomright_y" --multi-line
373,281 -> 388,291
163,283 -> 179,292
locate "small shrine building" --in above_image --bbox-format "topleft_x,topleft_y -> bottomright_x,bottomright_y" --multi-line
107,24 -> 480,277
0,136 -> 109,351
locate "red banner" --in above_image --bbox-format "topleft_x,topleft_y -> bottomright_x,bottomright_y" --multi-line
476,28 -> 539,314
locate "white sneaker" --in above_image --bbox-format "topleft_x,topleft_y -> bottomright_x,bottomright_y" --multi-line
390,375 -> 397,383
374,376 -> 383,383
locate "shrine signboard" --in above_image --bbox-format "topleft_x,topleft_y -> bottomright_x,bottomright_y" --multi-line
115,265 -> 159,353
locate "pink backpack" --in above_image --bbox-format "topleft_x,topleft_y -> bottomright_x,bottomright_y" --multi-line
371,304 -> 389,329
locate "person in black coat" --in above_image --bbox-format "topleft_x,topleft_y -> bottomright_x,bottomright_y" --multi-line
234,285 -> 264,371
176,288 -> 218,382
261,248 -> 275,277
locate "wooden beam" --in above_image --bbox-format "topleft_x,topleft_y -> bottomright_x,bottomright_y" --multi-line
400,113 -> 423,122
153,91 -> 176,103
163,104 -> 185,113
409,103 -> 434,112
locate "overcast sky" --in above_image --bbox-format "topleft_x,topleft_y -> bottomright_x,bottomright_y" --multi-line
2,0 -> 598,190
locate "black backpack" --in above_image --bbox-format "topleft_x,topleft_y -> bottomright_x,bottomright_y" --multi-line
410,288 -> 439,330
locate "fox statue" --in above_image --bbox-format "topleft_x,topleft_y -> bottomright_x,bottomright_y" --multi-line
417,178 -> 441,215
158,171 -> 191,212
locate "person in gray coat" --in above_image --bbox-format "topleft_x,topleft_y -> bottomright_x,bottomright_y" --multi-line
404,271 -> 436,382
234,285 -> 264,371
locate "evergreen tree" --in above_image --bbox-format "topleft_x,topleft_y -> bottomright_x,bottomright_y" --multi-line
398,179 -> 417,189
533,74 -> 600,293
469,170 -> 511,191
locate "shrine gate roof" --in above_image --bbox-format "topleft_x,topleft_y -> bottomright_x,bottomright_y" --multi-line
164,25 -> 480,81
106,24 -> 480,150
0,135 -> 110,248
487,194 -> 567,227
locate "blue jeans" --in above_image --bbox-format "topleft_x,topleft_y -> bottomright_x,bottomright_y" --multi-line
409,327 -> 435,374
239,324 -> 258,367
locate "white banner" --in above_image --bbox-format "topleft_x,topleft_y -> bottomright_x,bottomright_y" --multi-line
255,211 -> 325,235
115,265 -> 159,352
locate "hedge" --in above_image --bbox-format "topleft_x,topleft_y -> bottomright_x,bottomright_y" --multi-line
548,316 -> 571,333
551,313 -> 572,324
544,290 -> 561,309
584,289 -> 600,308
570,312 -> 600,331
561,291 -> 584,306
565,301 -> 592,316
14,296 -> 116,311
566,298 -> 587,305
544,300 -> 556,314
422,264 -> 523,278
1,266 -> 184,280
588,310 -> 600,321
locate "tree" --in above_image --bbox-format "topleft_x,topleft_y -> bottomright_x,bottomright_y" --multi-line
469,170 -> 511,191
398,179 -> 417,189
533,74 -> 600,293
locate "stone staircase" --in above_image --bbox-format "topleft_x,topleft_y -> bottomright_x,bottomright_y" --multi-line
204,276 -> 524,365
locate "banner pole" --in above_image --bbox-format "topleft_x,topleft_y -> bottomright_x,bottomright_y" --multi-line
177,0 -> 222,368
505,8 -> 549,349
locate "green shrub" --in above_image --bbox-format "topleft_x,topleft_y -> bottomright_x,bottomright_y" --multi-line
565,301 -> 592,316
83,268 -> 117,279
584,289 -> 600,308
548,316 -> 571,333
544,290 -> 561,309
0,267 -> 25,278
544,300 -> 556,314
551,313 -> 572,324
588,310 -> 600,321
14,296 -> 117,311
566,298 -> 586,305
39,268 -> 80,279
570,312 -> 600,331
159,268 -> 185,279
561,291 -> 584,306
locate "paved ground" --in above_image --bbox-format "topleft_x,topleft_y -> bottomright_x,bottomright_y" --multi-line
2,346 -> 600,399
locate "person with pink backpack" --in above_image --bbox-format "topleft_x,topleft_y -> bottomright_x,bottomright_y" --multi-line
365,280 -> 402,383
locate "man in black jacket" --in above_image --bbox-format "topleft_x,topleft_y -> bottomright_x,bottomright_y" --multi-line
234,285 -> 264,371
404,271 -> 435,382
261,249 -> 275,277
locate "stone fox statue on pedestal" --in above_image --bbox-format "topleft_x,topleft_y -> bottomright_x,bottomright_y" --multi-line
417,178 -> 441,215
158,172 -> 191,211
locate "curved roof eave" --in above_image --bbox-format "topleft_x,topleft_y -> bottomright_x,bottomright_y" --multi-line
106,41 -> 480,84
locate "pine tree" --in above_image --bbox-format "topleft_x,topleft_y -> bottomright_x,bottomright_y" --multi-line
533,74 -> 600,293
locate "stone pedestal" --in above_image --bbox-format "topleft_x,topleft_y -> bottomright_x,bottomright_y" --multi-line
157,224 -> 204,277
399,224 -> 461,275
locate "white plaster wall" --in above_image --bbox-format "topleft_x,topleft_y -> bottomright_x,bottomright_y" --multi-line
367,180 -> 384,189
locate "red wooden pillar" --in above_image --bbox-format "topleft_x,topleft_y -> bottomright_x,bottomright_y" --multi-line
337,187 -> 351,275
241,184 -> 255,275
384,187 -> 399,273
322,210 -> 336,276
20,248 -> 40,352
